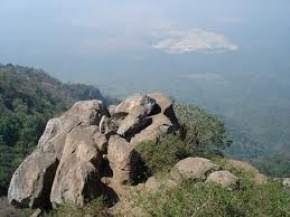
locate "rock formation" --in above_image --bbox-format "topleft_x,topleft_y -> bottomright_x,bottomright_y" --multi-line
8,92 -> 267,215
8,93 -> 179,209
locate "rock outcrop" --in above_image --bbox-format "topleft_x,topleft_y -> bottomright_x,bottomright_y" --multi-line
8,92 -> 268,214
8,92 -> 179,209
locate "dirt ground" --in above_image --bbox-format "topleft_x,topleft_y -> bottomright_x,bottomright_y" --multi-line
0,197 -> 33,217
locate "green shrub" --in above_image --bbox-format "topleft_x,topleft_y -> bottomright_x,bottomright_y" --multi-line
175,104 -> 231,149
137,179 -> 290,217
133,135 -> 193,182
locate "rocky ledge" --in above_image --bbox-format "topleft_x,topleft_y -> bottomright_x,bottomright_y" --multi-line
7,92 -> 179,209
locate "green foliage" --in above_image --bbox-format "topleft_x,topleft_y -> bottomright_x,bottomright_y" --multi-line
43,199 -> 112,217
137,178 -> 290,217
133,135 -> 193,182
175,104 -> 231,149
0,64 -> 105,195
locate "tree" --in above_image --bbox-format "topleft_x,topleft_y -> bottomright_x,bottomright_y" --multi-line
175,104 -> 232,150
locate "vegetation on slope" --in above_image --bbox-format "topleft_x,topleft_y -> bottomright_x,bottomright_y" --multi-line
132,105 -> 290,217
137,175 -> 290,217
0,64 -> 105,195
43,199 -> 112,217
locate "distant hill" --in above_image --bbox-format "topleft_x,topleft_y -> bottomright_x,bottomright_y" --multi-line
0,63 -> 106,195
0,63 -> 106,112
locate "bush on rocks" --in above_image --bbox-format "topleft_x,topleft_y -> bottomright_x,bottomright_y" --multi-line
175,104 -> 232,150
133,134 -> 193,182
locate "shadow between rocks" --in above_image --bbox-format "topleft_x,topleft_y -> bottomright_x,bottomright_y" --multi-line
129,150 -> 151,185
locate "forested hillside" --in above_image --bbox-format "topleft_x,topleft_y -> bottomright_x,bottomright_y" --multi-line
0,64 -> 106,195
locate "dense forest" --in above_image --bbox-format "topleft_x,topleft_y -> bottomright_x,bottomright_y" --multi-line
0,64 -> 106,195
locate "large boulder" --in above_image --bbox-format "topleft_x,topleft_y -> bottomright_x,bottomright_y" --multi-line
117,112 -> 152,138
206,170 -> 239,188
113,94 -> 156,116
107,135 -> 135,184
38,100 -> 108,159
148,92 -> 179,125
113,94 -> 157,139
170,157 -> 220,183
130,114 -> 174,145
148,92 -> 172,113
50,126 -> 103,207
110,93 -> 178,144
8,150 -> 58,208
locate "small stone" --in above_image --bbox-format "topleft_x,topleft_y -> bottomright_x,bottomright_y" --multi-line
30,208 -> 42,217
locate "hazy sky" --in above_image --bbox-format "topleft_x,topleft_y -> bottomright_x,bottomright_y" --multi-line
2,1 -> 290,153
1,0 -> 290,87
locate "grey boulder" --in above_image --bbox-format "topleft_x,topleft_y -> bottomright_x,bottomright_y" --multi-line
8,150 -> 58,208
170,157 -> 220,183
50,126 -> 103,207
